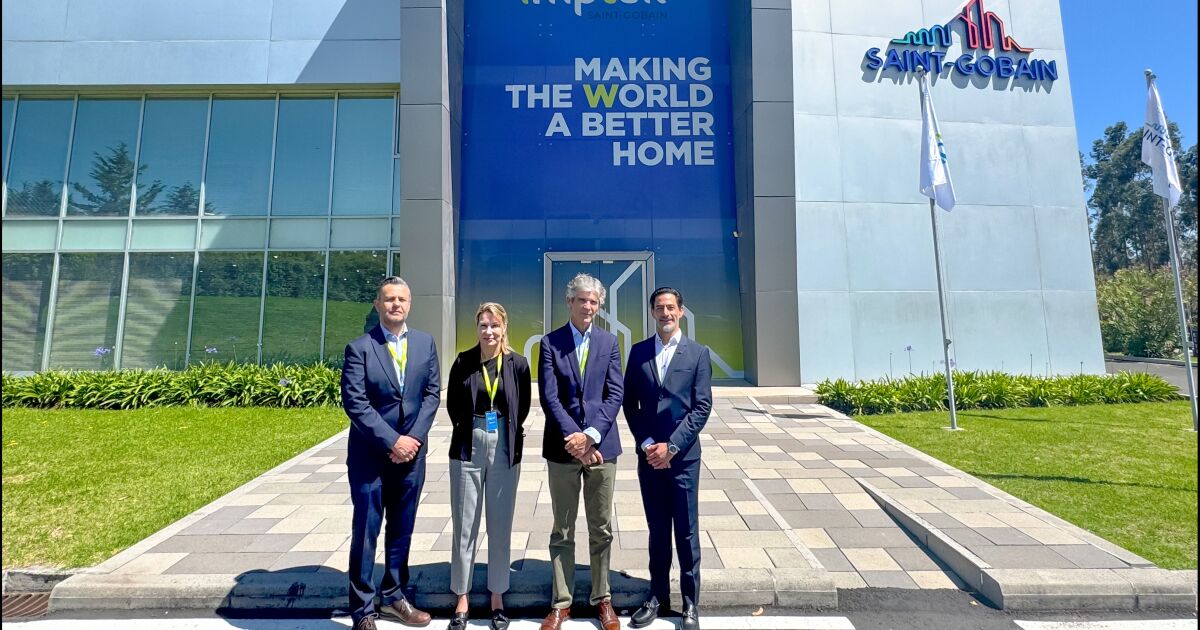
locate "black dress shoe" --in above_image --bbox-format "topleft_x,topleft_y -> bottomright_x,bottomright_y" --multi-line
681,602 -> 700,630
629,596 -> 660,628
448,611 -> 469,630
490,608 -> 510,630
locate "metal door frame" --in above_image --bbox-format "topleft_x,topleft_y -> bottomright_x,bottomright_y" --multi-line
543,251 -> 655,341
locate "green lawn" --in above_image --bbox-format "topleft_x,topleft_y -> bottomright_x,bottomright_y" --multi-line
1,406 -> 348,569
856,402 -> 1198,569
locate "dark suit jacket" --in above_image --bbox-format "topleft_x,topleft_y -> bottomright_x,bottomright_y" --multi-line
446,345 -> 532,467
538,323 -> 624,464
622,334 -> 712,465
341,325 -> 441,470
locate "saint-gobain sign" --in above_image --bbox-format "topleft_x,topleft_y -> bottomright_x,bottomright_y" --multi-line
864,0 -> 1058,82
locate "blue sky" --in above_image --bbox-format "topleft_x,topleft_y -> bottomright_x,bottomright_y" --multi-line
1062,0 -> 1198,157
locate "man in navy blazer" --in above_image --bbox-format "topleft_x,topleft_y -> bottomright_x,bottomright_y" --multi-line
622,287 -> 712,630
341,277 -> 440,630
537,273 -> 624,630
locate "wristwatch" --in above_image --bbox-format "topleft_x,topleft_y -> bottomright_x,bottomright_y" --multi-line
667,443 -> 680,456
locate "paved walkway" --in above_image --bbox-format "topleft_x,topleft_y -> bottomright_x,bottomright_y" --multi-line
49,396 -> 1195,613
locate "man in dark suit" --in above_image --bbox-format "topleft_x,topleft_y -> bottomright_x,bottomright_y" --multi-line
622,287 -> 712,630
341,276 -> 440,630
537,273 -> 624,630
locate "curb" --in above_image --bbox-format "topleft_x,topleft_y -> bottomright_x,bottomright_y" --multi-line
1105,355 -> 1198,368
3,568 -> 80,594
49,567 -> 837,613
858,479 -> 1198,611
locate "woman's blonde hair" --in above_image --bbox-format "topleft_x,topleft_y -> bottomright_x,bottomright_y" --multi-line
475,302 -> 513,355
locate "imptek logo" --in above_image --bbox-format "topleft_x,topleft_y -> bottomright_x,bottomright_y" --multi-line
520,0 -> 668,18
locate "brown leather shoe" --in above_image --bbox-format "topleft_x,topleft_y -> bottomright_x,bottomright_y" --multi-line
353,616 -> 377,630
379,599 -> 431,627
597,600 -> 620,630
540,607 -> 571,630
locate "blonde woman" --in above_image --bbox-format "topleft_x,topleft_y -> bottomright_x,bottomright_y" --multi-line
445,303 -> 531,630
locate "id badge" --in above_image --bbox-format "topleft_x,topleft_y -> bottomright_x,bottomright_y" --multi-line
485,410 -> 499,432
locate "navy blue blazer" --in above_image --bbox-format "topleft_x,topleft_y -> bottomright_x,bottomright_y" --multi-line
538,323 -> 624,464
621,334 -> 712,465
341,325 -> 441,468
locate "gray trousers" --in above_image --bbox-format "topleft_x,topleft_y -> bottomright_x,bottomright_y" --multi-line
449,415 -> 521,595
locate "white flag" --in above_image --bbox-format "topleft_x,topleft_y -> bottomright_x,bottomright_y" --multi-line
919,74 -> 956,211
1141,74 -> 1182,209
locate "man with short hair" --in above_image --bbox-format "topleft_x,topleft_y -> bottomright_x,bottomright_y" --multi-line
537,273 -> 624,630
341,277 -> 440,630
623,287 -> 712,630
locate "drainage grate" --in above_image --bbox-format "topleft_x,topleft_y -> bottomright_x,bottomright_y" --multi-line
2,592 -> 50,619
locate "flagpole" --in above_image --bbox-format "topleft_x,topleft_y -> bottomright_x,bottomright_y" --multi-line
1145,70 -> 1199,431
917,69 -> 960,431
929,197 -> 960,430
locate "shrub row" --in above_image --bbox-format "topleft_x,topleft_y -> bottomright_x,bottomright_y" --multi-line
1,362 -> 341,410
816,371 -> 1180,416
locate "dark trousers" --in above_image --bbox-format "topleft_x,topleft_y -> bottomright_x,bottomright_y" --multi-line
348,455 -> 426,622
637,457 -> 701,606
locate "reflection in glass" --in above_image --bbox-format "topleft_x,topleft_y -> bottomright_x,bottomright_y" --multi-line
190,251 -> 263,363
333,97 -> 393,215
48,253 -> 124,369
66,99 -> 142,216
137,98 -> 209,216
6,98 -> 74,216
325,250 -> 387,363
122,253 -> 195,369
262,251 -> 326,363
271,98 -> 333,216
3,97 -> 14,179
1,253 -> 54,371
205,98 -> 274,216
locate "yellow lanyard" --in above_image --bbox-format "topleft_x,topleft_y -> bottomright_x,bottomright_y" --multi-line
386,337 -> 408,382
481,358 -> 500,410
578,341 -> 589,377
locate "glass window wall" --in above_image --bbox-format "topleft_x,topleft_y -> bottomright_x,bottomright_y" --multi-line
325,250 -> 388,363
121,253 -> 195,370
190,251 -> 264,364
136,98 -> 209,216
66,98 -> 141,216
2,90 -> 401,372
1,253 -> 55,371
261,251 -> 326,364
204,98 -> 275,216
48,253 -> 125,369
333,97 -> 394,216
6,98 -> 74,216
271,97 -> 333,216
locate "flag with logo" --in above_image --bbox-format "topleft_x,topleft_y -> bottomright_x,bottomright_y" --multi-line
919,74 -> 956,212
1141,74 -> 1182,209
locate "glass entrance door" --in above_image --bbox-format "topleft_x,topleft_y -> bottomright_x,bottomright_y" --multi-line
544,252 -> 653,366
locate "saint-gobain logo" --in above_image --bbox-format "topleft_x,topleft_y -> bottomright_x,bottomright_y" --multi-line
520,0 -> 668,17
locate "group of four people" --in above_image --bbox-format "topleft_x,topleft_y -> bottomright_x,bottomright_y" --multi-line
341,273 -> 712,630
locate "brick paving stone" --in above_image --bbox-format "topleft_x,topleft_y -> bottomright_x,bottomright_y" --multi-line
244,534 -> 307,553
941,528 -> 995,548
893,476 -> 937,488
269,551 -> 334,572
829,571 -> 868,589
698,501 -> 737,516
222,518 -> 281,535
970,545 -> 1078,569
1049,544 -> 1129,568
1022,527 -> 1087,545
850,510 -> 897,528
717,547 -> 773,569
975,527 -> 1043,546
780,510 -> 861,529
843,548 -> 903,572
810,548 -> 854,572
765,494 -> 805,511
742,515 -> 782,531
907,570 -> 959,589
164,552 -> 282,575
826,528 -> 918,549
947,487 -> 997,500
885,547 -> 943,571
859,570 -> 918,589
799,494 -> 844,510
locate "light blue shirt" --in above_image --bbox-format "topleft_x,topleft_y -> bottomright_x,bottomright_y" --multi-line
379,323 -> 409,395
571,322 -> 603,446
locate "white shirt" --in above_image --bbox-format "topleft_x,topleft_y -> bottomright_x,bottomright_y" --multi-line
379,323 -> 409,393
654,328 -> 683,382
570,322 -> 602,446
641,329 -> 683,453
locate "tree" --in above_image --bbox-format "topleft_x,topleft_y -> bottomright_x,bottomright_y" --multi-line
7,180 -> 63,215
1084,121 -> 1197,274
69,142 -> 165,215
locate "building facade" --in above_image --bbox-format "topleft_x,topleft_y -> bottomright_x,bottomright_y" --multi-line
1,0 -> 1104,384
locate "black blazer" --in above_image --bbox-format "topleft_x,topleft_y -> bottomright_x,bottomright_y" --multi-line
446,345 -> 532,467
